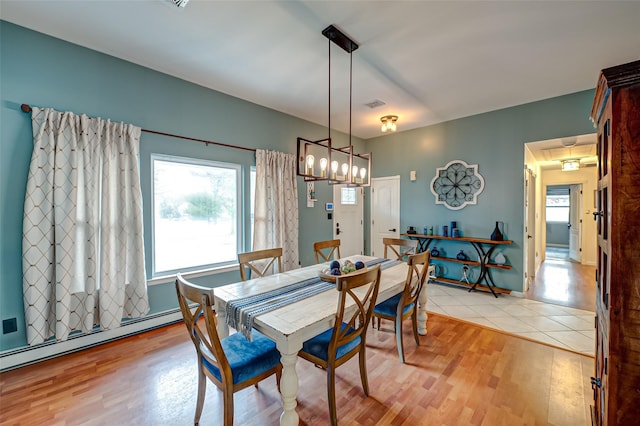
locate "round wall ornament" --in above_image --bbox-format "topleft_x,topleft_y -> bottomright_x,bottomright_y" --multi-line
430,160 -> 485,210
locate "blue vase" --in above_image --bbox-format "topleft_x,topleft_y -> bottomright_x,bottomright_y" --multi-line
430,247 -> 440,257
456,250 -> 468,260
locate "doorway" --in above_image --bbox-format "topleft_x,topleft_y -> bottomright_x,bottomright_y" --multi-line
524,134 -> 597,312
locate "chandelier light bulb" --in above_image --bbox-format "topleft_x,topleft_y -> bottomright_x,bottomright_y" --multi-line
352,165 -> 359,183
306,154 -> 315,175
359,167 -> 367,182
341,163 -> 349,180
319,157 -> 328,177
331,160 -> 339,179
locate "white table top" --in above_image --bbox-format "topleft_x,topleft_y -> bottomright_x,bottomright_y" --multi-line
214,255 -> 409,345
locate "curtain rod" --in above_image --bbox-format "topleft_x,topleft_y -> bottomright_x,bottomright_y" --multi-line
20,103 -> 256,153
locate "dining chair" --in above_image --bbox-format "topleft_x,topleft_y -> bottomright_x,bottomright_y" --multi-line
313,239 -> 341,264
383,237 -> 418,261
298,266 -> 381,426
175,274 -> 282,426
372,251 -> 430,363
237,247 -> 283,281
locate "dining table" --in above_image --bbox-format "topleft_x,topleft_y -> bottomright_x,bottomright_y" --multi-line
213,255 -> 432,425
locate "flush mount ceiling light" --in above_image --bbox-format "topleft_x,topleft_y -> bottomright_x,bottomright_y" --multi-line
297,25 -> 371,187
561,159 -> 580,171
380,115 -> 398,132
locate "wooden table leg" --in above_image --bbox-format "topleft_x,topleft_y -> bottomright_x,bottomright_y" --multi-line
278,343 -> 301,426
418,264 -> 435,335
214,301 -> 230,338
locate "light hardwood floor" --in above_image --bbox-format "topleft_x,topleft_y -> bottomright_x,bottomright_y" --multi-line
525,256 -> 596,312
0,314 -> 593,426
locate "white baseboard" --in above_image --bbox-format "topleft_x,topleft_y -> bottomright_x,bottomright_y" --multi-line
0,310 -> 183,372
510,291 -> 524,298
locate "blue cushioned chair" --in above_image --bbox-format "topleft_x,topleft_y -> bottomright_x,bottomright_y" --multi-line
313,239 -> 341,264
373,251 -> 430,363
382,237 -> 418,261
175,274 -> 282,426
298,266 -> 381,426
237,247 -> 283,281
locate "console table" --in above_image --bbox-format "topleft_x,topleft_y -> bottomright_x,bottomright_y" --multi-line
401,233 -> 512,297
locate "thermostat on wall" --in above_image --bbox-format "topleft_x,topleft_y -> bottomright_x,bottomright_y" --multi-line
325,202 -> 334,211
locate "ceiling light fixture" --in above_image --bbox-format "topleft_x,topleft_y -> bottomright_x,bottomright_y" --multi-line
297,25 -> 371,187
380,115 -> 398,132
561,159 -> 580,171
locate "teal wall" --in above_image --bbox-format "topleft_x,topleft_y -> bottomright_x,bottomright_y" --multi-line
0,20 -> 596,353
0,21 -> 353,351
366,90 -> 596,291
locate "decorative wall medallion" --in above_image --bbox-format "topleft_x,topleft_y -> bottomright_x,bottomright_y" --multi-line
430,160 -> 485,210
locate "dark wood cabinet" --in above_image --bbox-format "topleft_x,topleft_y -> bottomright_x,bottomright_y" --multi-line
589,59 -> 640,426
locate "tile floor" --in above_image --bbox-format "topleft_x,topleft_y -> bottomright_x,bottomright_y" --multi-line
425,282 -> 595,356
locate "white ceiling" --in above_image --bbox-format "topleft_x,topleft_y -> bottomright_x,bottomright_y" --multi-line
2,1 -> 639,139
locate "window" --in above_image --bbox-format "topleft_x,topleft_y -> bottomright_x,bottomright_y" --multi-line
152,154 -> 241,276
340,187 -> 357,205
546,194 -> 570,222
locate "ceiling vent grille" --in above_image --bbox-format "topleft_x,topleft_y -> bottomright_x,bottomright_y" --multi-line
171,0 -> 190,7
364,99 -> 386,109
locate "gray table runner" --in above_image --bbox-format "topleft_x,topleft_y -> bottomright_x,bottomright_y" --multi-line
226,258 -> 401,340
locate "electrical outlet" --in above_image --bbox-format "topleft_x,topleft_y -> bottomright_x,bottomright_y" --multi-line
3,318 -> 17,334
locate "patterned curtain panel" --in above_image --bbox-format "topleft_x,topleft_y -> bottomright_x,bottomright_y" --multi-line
22,107 -> 149,345
253,149 -> 299,271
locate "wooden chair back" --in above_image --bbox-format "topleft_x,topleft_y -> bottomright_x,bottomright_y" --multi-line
237,247 -> 283,281
330,265 -> 381,364
400,251 -> 431,316
383,237 -> 418,261
313,239 -> 341,264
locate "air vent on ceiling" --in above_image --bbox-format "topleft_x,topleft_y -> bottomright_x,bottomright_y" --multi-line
364,99 -> 386,109
171,0 -> 190,7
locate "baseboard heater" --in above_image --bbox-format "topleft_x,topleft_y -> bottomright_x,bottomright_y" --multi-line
0,309 -> 183,372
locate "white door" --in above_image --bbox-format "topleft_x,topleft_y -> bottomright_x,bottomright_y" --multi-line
370,176 -> 400,258
332,185 -> 364,257
569,184 -> 582,262
524,168 -> 536,291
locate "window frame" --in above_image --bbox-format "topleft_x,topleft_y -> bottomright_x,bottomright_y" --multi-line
150,153 -> 242,277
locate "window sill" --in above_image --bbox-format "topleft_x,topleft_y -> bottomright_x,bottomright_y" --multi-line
147,263 -> 239,287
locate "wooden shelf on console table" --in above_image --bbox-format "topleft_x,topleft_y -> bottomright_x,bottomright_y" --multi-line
431,276 -> 511,295
402,233 -> 512,297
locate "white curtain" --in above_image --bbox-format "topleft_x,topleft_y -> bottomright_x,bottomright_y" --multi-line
22,107 -> 149,345
253,149 -> 299,271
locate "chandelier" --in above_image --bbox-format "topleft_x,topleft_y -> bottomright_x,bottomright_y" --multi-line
297,25 -> 371,187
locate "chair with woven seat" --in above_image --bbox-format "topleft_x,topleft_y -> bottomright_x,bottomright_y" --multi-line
372,251 -> 430,363
237,247 -> 283,281
313,239 -> 341,264
383,237 -> 418,261
175,274 -> 282,426
298,266 -> 381,426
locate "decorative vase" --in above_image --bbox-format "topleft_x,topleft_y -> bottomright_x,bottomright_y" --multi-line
430,247 -> 440,257
456,250 -> 468,261
490,221 -> 504,241
442,225 -> 448,237
494,253 -> 506,265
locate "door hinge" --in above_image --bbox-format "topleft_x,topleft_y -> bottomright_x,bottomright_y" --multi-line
604,357 -> 608,375
591,377 -> 601,388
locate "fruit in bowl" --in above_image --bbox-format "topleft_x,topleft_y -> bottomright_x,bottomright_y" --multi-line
330,267 -> 341,276
341,260 -> 357,274
330,260 -> 341,270
355,261 -> 365,270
